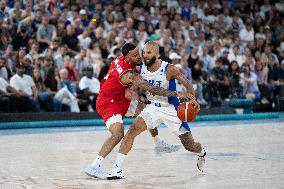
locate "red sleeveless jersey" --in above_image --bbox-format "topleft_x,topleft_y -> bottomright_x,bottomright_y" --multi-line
96,56 -> 135,123
99,56 -> 135,99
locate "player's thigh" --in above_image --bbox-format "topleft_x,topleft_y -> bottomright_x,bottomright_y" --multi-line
97,100 -> 124,124
138,106 -> 159,130
160,107 -> 185,135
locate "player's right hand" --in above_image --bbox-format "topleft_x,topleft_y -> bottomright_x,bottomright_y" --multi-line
177,92 -> 200,112
177,92 -> 192,99
190,98 -> 200,113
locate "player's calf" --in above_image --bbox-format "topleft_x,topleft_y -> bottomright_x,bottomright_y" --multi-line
179,132 -> 206,172
179,132 -> 202,153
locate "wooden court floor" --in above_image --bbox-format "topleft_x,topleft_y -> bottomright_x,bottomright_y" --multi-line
0,120 -> 283,189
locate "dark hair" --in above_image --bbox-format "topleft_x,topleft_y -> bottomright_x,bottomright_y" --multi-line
45,67 -> 56,82
121,43 -> 136,57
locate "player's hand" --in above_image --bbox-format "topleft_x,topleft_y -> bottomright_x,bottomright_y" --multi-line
139,94 -> 151,104
190,98 -> 200,113
176,92 -> 189,99
187,93 -> 200,112
178,93 -> 200,112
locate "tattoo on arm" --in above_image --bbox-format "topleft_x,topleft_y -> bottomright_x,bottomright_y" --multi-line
129,72 -> 178,97
170,65 -> 195,97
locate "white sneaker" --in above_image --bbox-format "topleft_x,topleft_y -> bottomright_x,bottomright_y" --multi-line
154,140 -> 182,156
107,164 -> 124,180
197,148 -> 206,172
85,164 -> 107,179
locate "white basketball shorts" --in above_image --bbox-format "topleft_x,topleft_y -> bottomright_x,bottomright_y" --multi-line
139,104 -> 187,135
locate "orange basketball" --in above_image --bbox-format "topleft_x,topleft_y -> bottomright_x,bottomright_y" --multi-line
177,102 -> 199,122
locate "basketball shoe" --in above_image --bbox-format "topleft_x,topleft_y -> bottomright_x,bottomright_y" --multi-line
154,140 -> 182,156
107,164 -> 124,180
197,148 -> 206,172
85,164 -> 107,179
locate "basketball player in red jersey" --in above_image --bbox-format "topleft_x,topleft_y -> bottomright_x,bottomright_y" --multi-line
85,43 -> 190,179
108,41 -> 206,179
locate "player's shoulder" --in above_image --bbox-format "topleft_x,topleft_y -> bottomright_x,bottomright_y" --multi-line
115,56 -> 125,63
162,61 -> 176,72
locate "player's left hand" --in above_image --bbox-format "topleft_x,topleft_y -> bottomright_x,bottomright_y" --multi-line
179,94 -> 200,113
190,98 -> 200,113
139,94 -> 151,104
187,93 -> 200,112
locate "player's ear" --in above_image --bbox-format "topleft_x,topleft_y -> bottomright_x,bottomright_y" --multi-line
124,54 -> 130,62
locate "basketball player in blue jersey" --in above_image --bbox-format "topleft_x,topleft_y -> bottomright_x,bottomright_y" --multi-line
107,41 -> 206,179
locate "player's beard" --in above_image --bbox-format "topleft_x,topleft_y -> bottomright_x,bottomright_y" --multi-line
144,56 -> 156,67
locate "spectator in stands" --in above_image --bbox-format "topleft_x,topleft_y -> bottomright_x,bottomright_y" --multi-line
201,45 -> 215,74
75,48 -> 90,77
255,61 -> 271,104
36,15 -> 56,52
0,57 -> 8,80
279,61 -> 284,97
32,68 -> 57,112
9,64 -> 40,112
11,25 -> 29,51
191,60 -> 207,105
187,47 -> 199,69
44,67 -> 63,111
220,48 -> 230,69
239,21 -> 254,44
208,58 -> 230,104
61,25 -> 80,56
15,47 -> 26,66
228,60 -> 242,98
0,76 -> 38,113
54,45 -> 68,70
262,45 -> 279,65
50,37 -> 61,55
240,63 -> 260,101
78,29 -> 91,49
87,40 -> 104,77
54,68 -> 80,112
267,55 -> 280,97
2,45 -> 15,79
28,42 -> 40,59
22,54 -> 34,76
78,65 -> 100,112
64,57 -> 79,82
41,56 -> 54,79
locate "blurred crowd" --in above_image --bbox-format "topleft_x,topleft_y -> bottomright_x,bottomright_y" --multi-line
0,0 -> 284,113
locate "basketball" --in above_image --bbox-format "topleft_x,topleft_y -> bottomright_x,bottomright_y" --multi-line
177,102 -> 199,122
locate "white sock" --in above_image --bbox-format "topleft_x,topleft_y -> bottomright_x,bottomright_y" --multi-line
91,155 -> 104,167
115,153 -> 126,168
198,148 -> 205,156
153,136 -> 162,146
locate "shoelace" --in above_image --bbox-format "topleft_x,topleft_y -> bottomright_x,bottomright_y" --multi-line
198,151 -> 206,158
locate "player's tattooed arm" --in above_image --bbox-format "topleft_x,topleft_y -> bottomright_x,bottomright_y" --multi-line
121,71 -> 185,98
167,65 -> 200,111
167,65 -> 196,100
